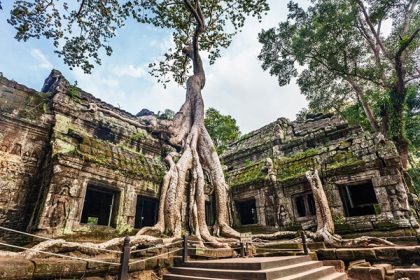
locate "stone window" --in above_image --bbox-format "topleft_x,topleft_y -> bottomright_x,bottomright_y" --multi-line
236,199 -> 258,225
80,185 -> 119,227
292,192 -> 316,219
135,196 -> 159,229
339,181 -> 378,217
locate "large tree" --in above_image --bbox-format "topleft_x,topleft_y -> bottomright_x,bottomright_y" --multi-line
258,0 -> 419,170
5,0 -> 269,246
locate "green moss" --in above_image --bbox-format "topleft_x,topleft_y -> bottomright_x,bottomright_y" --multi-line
374,221 -> 400,231
285,222 -> 302,231
335,223 -> 354,234
373,204 -> 382,215
244,159 -> 253,166
131,131 -> 147,141
53,139 -> 77,156
274,148 -> 320,180
68,86 -> 81,101
229,160 -> 265,187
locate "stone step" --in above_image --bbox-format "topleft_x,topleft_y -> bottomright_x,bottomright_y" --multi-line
169,261 -> 323,280
163,274 -> 231,280
255,242 -> 326,250
183,256 -> 312,270
276,266 -> 338,280
317,272 -> 347,280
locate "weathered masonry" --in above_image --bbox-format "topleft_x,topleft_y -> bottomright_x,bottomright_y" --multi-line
0,71 -> 165,239
222,114 -> 420,234
0,71 -> 419,241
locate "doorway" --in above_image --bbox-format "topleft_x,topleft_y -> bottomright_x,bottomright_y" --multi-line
236,199 -> 258,225
135,196 -> 159,228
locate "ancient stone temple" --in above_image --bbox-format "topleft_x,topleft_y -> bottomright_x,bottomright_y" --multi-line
0,70 -> 418,241
0,71 -> 165,240
222,114 -> 419,234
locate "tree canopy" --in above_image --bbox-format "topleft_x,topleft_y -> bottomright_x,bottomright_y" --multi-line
259,0 -> 419,169
204,108 -> 241,154
6,0 -> 268,85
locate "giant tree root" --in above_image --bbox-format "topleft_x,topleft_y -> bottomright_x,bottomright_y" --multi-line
252,231 -> 298,242
250,230 -> 395,248
0,234 -> 174,259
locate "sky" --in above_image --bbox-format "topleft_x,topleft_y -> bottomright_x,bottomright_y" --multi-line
0,1 -> 308,133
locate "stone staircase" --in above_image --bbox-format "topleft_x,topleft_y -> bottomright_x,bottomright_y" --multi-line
163,256 -> 347,280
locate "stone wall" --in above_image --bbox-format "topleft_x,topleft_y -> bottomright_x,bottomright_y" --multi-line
223,113 -> 419,233
0,76 -> 53,238
0,71 -> 165,238
33,71 -> 165,235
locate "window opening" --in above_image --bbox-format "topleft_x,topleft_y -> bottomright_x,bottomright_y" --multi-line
292,192 -> 316,219
80,185 -> 119,227
339,181 -> 378,217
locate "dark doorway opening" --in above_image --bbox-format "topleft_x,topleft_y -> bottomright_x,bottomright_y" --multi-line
205,198 -> 216,226
237,199 -> 258,225
339,181 -> 378,217
135,196 -> 158,229
292,192 -> 316,219
80,185 -> 119,227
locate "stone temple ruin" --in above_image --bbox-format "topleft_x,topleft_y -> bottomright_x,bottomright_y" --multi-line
0,70 -> 419,244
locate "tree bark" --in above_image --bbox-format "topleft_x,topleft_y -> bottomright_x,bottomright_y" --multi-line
346,78 -> 380,133
137,0 -> 239,247
388,28 -> 419,170
305,170 -> 339,244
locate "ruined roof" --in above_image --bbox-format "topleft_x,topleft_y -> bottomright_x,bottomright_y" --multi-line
222,113 -> 401,191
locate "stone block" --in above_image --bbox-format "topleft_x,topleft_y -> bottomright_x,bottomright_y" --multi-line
348,266 -> 385,280
349,259 -> 370,269
129,270 -> 155,280
373,263 -> 393,270
394,268 -> 420,279
375,247 -> 398,262
396,246 -> 420,262
348,266 -> 372,280
129,259 -> 146,272
145,258 -> 158,270
316,249 -> 337,260
322,260 -> 345,272
352,248 -> 377,261
336,248 -> 354,261
369,267 -> 386,280
0,257 -> 34,279
86,258 -> 115,274
32,258 -> 87,278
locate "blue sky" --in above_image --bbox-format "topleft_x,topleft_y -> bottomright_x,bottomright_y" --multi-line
0,1 -> 308,133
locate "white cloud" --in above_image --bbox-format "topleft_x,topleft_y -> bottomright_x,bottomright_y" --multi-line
112,64 -> 146,78
201,0 -> 308,132
30,49 -> 53,69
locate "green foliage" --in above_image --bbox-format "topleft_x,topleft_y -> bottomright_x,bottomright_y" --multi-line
405,86 -> 420,150
204,107 -> 241,154
158,109 -> 175,120
7,0 -> 269,85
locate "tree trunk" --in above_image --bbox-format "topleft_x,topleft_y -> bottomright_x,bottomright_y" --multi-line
305,170 -> 339,244
388,28 -> 419,170
347,78 -> 380,133
137,3 -> 239,246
